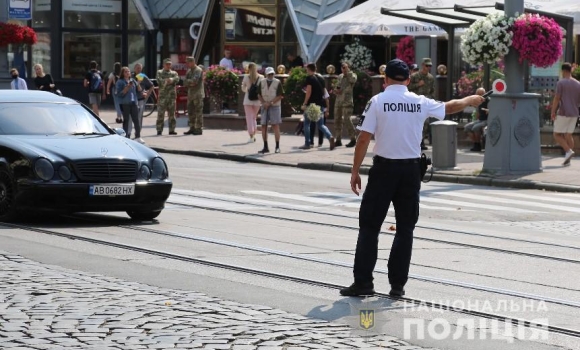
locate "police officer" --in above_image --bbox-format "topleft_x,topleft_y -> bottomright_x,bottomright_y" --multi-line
333,61 -> 358,148
184,56 -> 205,135
340,59 -> 484,297
156,58 -> 180,135
409,58 -> 435,150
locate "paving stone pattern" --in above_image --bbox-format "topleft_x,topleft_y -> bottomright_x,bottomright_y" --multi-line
0,254 -> 437,350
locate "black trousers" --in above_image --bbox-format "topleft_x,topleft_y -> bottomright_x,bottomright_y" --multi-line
353,157 -> 421,287
121,104 -> 140,138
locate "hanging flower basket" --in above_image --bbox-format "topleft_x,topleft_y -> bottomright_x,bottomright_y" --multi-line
460,13 -> 514,65
340,37 -> 373,71
396,36 -> 415,67
0,22 -> 37,47
511,13 -> 563,68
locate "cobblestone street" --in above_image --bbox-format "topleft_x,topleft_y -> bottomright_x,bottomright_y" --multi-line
0,253 -> 432,350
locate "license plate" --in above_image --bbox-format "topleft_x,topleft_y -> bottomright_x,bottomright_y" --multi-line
89,184 -> 135,196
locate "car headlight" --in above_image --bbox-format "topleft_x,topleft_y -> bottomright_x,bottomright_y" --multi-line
138,164 -> 151,180
151,158 -> 168,180
34,158 -> 55,181
58,166 -> 72,181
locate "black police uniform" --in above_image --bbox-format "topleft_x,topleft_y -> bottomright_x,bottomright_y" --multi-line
341,59 -> 446,297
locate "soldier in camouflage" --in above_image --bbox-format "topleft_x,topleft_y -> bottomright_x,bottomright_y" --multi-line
333,62 -> 358,148
156,58 -> 180,135
184,57 -> 205,135
409,58 -> 435,150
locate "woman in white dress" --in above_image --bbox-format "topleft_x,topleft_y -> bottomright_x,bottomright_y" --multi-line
241,63 -> 263,142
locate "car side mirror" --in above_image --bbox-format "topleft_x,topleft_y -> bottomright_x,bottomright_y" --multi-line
113,128 -> 126,137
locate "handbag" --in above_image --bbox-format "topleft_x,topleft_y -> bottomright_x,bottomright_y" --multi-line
248,78 -> 259,101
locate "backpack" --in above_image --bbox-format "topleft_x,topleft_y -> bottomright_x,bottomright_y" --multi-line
248,78 -> 259,101
88,70 -> 103,93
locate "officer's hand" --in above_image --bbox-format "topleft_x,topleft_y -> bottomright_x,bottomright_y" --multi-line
418,80 -> 425,87
351,172 -> 361,196
469,95 -> 485,107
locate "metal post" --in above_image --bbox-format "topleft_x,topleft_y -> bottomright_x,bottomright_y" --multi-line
0,0 -> 9,81
446,26 -> 454,101
482,0 -> 542,175
504,0 -> 524,94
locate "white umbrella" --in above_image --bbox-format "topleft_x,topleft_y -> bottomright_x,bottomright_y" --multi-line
315,0 -> 579,36
316,0 -> 452,36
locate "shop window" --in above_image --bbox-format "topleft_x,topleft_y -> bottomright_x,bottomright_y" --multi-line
63,32 -> 121,78
62,0 -> 121,29
225,45 -> 275,72
128,35 -> 145,67
128,0 -> 146,30
32,33 -> 51,75
32,0 -> 52,28
278,7 -> 297,43
225,6 -> 276,42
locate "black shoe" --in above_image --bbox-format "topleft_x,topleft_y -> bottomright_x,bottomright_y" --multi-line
169,131 -> 177,135
157,131 -> 162,136
184,129 -> 195,135
258,148 -> 270,154
345,139 -> 356,148
389,285 -> 405,297
339,282 -> 375,297
335,139 -> 343,147
192,129 -> 203,135
470,143 -> 482,152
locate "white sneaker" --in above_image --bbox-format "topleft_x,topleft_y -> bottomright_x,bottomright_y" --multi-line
563,150 -> 574,166
248,137 -> 253,143
136,138 -> 145,144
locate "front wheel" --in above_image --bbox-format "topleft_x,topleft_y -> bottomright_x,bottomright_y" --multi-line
143,93 -> 157,117
127,210 -> 161,221
0,170 -> 16,222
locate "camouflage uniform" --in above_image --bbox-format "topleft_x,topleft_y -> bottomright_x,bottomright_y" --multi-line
184,64 -> 205,134
334,71 -> 357,142
409,71 -> 436,142
156,64 -> 180,134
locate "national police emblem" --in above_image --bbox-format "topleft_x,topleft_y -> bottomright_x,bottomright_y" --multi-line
359,309 -> 375,330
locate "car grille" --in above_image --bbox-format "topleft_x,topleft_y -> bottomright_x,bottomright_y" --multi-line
74,160 -> 137,182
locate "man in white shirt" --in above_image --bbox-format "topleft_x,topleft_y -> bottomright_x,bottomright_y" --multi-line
219,49 -> 234,70
340,59 -> 485,298
10,68 -> 28,90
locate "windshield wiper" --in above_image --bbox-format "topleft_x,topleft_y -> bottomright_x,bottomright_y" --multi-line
70,132 -> 110,136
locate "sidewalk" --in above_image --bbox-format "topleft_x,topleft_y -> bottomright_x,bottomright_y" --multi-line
99,110 -> 580,193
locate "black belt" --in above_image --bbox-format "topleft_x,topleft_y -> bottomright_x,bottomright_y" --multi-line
373,156 -> 420,164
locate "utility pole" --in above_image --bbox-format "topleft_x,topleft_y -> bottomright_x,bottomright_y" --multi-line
482,0 -> 542,174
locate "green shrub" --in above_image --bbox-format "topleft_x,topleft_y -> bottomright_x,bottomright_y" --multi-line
283,67 -> 307,113
572,67 -> 580,80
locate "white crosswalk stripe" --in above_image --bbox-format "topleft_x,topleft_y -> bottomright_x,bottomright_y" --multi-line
166,188 -> 579,215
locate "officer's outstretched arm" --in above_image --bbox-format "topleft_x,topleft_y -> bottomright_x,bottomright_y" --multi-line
445,95 -> 485,115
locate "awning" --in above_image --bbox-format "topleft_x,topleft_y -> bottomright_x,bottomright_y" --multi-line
316,0 -> 579,36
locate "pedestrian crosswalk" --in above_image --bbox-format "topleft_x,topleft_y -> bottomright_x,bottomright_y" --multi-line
169,187 -> 580,215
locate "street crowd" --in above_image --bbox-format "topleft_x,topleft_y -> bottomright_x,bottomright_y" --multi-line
7,50 -> 580,164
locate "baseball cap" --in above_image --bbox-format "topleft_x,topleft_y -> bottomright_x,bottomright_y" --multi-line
410,64 -> 419,71
265,67 -> 275,75
163,58 -> 172,64
422,58 -> 433,66
385,59 -> 410,81
186,56 -> 195,63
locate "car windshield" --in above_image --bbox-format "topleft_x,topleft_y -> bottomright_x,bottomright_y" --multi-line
0,103 -> 111,135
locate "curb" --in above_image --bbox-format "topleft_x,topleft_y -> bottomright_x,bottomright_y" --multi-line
152,147 -> 580,193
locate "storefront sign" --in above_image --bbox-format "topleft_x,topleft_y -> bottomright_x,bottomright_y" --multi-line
35,0 -> 51,11
63,0 -> 121,13
225,8 -> 236,40
237,8 -> 276,41
8,0 -> 32,20
404,25 -> 444,33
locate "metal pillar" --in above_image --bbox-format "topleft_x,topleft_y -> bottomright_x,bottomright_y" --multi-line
0,0 -> 9,83
482,0 -> 542,175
